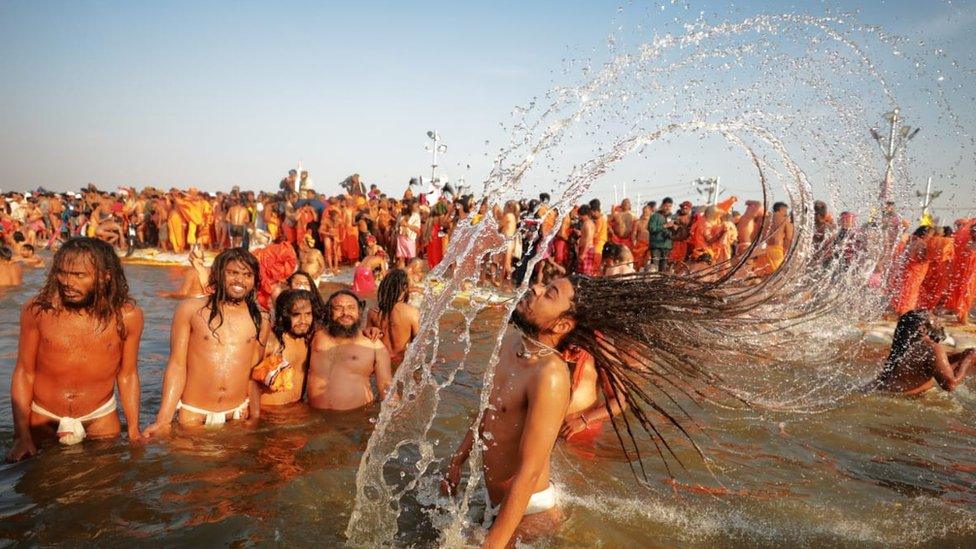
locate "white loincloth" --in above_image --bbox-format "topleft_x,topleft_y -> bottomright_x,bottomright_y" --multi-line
177,398 -> 249,426
484,483 -> 557,525
31,396 -> 117,445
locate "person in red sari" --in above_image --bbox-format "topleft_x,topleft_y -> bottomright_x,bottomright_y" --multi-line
917,226 -> 955,311
426,202 -> 448,269
946,221 -> 976,325
891,226 -> 932,316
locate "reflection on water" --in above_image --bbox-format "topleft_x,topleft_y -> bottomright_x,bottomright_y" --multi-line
0,264 -> 974,545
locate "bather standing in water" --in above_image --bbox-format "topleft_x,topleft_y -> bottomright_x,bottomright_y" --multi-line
254,289 -> 315,409
306,290 -> 392,411
144,248 -> 267,434
7,238 -> 143,460
443,278 -> 574,548
870,310 -> 973,395
0,246 -> 23,286
367,268 -> 419,369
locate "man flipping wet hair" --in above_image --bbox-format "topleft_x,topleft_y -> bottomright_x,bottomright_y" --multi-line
144,248 -> 267,434
8,237 -> 143,460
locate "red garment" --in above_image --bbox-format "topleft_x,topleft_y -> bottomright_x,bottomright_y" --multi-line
427,222 -> 444,268
551,237 -> 569,265
351,265 -> 376,296
563,345 -> 605,443
251,242 -> 298,310
342,226 -> 360,263
578,248 -> 597,276
891,252 -> 929,315
296,207 -> 317,245
946,221 -> 976,322
917,236 -> 955,310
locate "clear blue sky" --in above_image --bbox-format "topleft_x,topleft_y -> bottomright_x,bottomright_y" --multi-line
0,1 -> 973,218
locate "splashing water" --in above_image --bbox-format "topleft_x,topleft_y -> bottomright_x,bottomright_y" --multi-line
347,6 -> 974,545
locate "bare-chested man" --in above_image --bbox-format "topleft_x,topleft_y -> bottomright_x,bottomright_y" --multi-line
144,248 -> 267,434
7,238 -> 143,460
18,244 -> 45,268
227,198 -> 250,249
0,247 -> 24,286
307,290 -> 392,411
299,234 -> 326,281
576,204 -> 597,276
367,268 -> 419,368
610,198 -> 636,248
751,202 -> 794,277
870,310 -> 973,395
255,289 -> 315,408
443,279 -> 574,548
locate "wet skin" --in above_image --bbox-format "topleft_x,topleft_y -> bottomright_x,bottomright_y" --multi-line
259,300 -> 312,408
7,256 -> 144,461
145,260 -> 267,434
307,295 -> 392,411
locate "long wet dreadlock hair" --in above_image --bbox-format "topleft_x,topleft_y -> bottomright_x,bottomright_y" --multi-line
376,268 -> 409,323
205,248 -> 262,337
31,237 -> 135,339
878,309 -> 936,379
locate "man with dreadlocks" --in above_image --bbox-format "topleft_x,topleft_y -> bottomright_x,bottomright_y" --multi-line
254,289 -> 315,408
870,310 -> 974,394
307,290 -> 392,411
367,268 -> 419,369
144,248 -> 267,434
7,238 -> 144,460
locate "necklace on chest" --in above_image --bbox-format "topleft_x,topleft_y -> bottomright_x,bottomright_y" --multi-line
515,333 -> 559,360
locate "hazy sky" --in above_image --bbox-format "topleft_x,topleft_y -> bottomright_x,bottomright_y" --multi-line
1,1 -> 973,217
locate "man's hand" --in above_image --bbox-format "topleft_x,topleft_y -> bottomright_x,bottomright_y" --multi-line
142,421 -> 172,439
363,327 -> 383,342
559,414 -> 588,440
6,437 -> 37,462
127,426 -> 144,442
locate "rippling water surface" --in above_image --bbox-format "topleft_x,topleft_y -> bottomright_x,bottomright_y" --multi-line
0,263 -> 974,546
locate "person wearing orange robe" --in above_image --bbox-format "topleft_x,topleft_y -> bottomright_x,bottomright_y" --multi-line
631,203 -> 652,270
689,206 -> 726,262
917,226 -> 955,310
166,193 -> 188,253
946,221 -> 976,325
591,199 -> 609,271
174,190 -> 206,246
891,226 -> 932,316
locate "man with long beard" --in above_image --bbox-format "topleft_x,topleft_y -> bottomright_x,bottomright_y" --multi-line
307,290 -> 392,411
7,237 -> 144,460
144,248 -> 267,434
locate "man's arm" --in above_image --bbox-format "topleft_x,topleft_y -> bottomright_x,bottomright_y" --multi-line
931,341 -> 971,391
485,360 -> 570,549
117,306 -> 145,440
7,302 -> 41,461
373,342 -> 393,399
442,421 -> 476,496
143,300 -> 194,437
247,317 -> 272,421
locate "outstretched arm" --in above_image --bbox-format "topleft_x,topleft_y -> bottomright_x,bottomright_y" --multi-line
931,341 -> 972,391
118,306 -> 145,440
485,361 -> 570,549
7,303 -> 41,461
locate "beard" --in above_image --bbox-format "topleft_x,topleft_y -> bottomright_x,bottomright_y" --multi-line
328,318 -> 360,338
59,287 -> 96,310
509,307 -> 541,338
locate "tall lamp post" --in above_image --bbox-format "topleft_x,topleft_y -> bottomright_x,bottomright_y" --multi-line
870,108 -> 920,203
425,130 -> 448,185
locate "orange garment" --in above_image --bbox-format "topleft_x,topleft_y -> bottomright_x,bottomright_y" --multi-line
167,212 -> 187,253
296,207 -> 317,245
716,196 -> 738,214
752,244 -> 785,276
669,240 -> 688,263
631,239 -> 649,269
594,214 -> 609,254
891,253 -> 930,315
563,345 -> 603,443
251,242 -> 298,310
946,222 -> 976,322
197,200 -> 213,247
540,206 -> 557,235
689,218 -> 724,260
917,236 -> 955,310
342,225 -> 360,263
175,197 -> 206,245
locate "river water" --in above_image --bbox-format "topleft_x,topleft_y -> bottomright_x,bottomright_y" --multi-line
0,263 -> 973,546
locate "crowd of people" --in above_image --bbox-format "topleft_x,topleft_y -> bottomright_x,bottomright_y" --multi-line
2,170 -> 975,547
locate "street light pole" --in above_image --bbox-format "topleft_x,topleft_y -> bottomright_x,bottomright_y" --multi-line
426,130 -> 447,185
917,176 -> 942,220
871,108 -> 921,202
